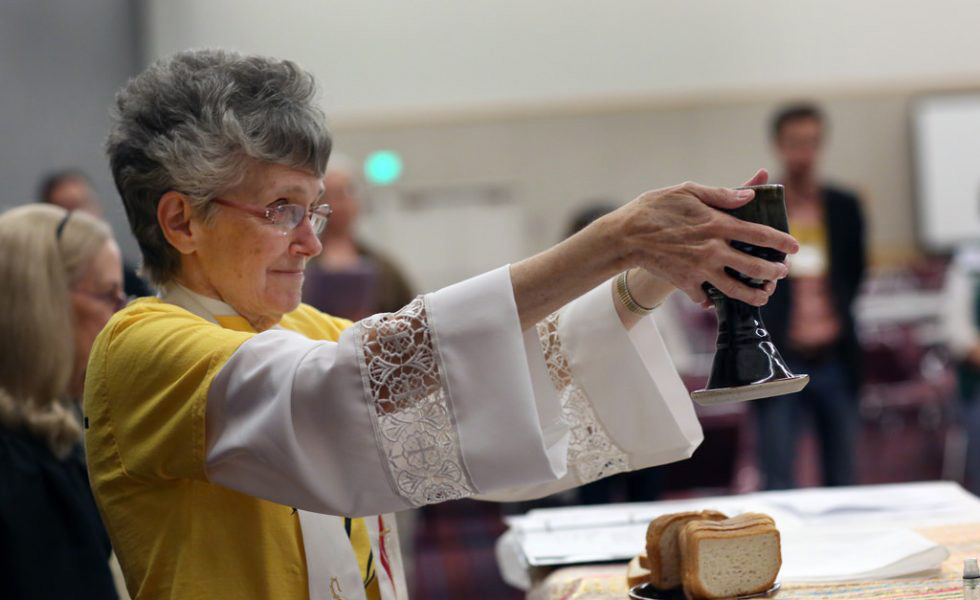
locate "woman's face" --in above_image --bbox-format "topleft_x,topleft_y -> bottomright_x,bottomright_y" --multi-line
70,239 -> 123,393
189,162 -> 324,328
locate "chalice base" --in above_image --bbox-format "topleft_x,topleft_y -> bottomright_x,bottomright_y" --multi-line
691,374 -> 809,405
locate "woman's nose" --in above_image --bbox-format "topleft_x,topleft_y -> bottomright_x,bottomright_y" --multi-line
290,217 -> 323,257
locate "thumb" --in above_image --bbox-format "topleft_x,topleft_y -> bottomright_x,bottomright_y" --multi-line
741,168 -> 769,187
685,182 -> 755,210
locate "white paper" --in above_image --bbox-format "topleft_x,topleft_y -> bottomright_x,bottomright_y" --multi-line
780,528 -> 949,582
521,523 -> 648,566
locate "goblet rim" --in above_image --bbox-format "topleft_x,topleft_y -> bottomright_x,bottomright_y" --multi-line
735,183 -> 784,192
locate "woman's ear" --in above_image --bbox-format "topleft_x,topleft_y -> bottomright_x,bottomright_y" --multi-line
157,191 -> 197,255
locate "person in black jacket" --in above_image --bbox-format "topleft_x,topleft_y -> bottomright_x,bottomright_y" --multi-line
0,204 -> 122,599
755,103 -> 867,489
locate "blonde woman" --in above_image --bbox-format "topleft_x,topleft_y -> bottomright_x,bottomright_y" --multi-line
0,204 -> 124,599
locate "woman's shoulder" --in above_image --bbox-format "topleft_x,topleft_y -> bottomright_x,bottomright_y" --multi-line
89,297 -> 254,376
103,297 -> 243,340
115,296 -> 203,319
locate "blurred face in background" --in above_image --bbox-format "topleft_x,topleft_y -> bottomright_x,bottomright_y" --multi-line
323,169 -> 360,238
49,177 -> 102,216
69,239 -> 123,393
775,116 -> 823,182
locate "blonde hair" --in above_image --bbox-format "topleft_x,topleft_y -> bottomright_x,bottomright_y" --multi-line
0,204 -> 112,458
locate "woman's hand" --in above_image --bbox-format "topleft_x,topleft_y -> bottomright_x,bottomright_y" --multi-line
510,169 -> 799,330
599,169 -> 797,307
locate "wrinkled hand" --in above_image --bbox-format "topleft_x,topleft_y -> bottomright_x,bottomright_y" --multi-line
611,169 -> 798,306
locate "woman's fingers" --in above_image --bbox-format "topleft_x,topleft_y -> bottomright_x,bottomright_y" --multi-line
724,247 -> 789,282
699,248 -> 784,305
703,267 -> 769,305
724,216 -> 800,255
741,168 -> 769,188
682,167 -> 770,210
683,182 -> 756,210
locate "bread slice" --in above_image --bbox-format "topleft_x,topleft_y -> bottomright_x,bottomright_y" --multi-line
679,513 -> 781,600
645,510 -> 727,590
627,553 -> 652,588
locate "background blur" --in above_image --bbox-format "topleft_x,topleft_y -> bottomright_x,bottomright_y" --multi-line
5,2 -> 980,597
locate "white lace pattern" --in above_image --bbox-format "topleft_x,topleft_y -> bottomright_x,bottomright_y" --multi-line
355,297 -> 477,507
537,313 -> 630,484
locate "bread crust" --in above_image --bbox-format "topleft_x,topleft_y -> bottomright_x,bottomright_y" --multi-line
679,515 -> 781,600
645,510 -> 727,589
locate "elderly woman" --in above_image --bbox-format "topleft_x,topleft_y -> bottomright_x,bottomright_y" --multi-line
0,204 -> 124,599
86,49 -> 796,600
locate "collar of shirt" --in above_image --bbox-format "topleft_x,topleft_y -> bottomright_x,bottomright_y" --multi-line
158,283 -> 282,332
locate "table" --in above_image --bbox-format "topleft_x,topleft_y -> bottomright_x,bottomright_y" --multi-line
528,522 -> 979,599
499,482 -> 980,599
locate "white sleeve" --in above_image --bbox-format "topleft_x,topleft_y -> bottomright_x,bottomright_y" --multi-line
204,266 -> 567,517
943,260 -> 980,360
478,279 -> 703,502
204,267 -> 701,514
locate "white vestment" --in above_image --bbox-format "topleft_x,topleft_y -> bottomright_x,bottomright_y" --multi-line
166,266 -> 703,599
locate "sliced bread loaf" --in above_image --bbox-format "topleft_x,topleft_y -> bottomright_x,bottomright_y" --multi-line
645,510 -> 727,590
679,513 -> 781,600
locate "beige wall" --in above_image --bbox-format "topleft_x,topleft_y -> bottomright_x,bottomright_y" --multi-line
146,0 -> 980,123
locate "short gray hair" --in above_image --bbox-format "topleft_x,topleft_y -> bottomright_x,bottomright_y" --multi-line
106,49 -> 332,285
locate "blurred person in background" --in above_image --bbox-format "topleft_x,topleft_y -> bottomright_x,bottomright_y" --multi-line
755,103 -> 867,489
38,169 -> 153,298
942,243 -> 980,494
0,204 -> 123,599
86,49 -> 796,599
302,155 -> 413,320
38,169 -> 103,215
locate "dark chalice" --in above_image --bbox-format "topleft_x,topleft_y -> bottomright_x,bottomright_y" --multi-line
690,184 -> 809,405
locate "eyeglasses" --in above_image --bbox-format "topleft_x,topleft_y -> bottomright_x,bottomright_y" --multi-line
73,288 -> 128,312
55,210 -> 73,240
211,197 -> 333,236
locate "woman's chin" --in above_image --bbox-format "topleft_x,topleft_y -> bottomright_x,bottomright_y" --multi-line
267,291 -> 303,315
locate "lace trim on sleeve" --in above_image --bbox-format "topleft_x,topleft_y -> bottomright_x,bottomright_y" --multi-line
536,312 -> 630,484
355,297 -> 478,507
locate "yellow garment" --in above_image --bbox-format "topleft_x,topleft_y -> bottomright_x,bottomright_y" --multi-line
788,218 -> 830,275
85,298 -> 378,599
789,218 -> 827,246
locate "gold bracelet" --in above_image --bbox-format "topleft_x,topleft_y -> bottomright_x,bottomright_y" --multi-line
615,270 -> 657,315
